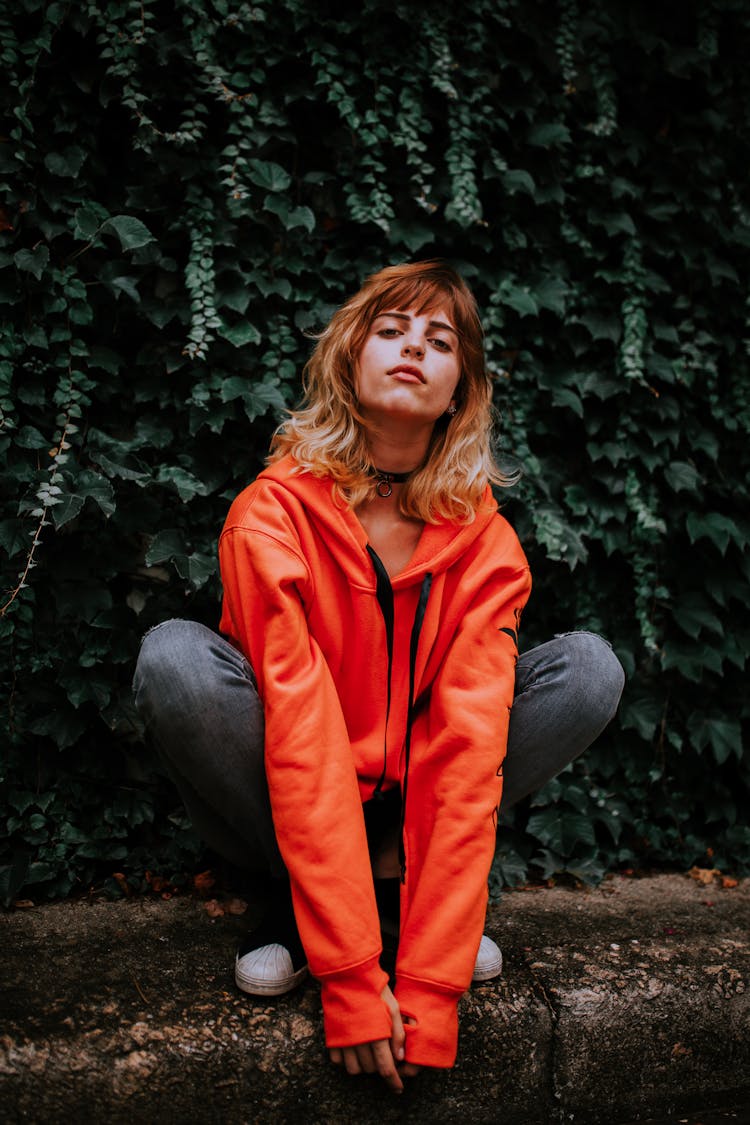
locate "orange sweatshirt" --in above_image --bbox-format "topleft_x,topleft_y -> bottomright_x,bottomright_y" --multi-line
218,455 -> 531,1068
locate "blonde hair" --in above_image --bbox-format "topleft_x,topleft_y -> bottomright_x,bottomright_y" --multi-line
269,260 -> 512,523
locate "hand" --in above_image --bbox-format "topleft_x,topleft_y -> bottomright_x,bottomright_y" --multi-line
328,985 -> 420,1093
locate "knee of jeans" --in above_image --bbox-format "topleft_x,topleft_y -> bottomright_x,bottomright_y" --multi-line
555,630 -> 625,722
133,619 -> 209,707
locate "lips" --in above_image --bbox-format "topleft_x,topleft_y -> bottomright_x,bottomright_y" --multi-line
388,364 -> 425,383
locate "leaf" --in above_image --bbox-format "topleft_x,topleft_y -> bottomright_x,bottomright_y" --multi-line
9,791 -> 37,815
145,530 -> 216,589
693,717 -> 742,764
503,286 -> 539,317
287,206 -> 316,232
596,212 -> 637,236
103,273 -> 141,302
226,897 -> 248,915
665,460 -> 701,492
219,321 -> 262,348
155,465 -> 210,502
501,169 -> 536,196
73,202 -> 110,240
44,146 -> 87,178
527,809 -> 596,854
28,708 -> 87,749
527,122 -> 571,147
14,425 -> 47,448
145,529 -> 185,565
101,215 -> 155,250
387,220 -> 435,252
686,512 -> 740,555
551,387 -> 584,417
688,866 -> 720,885
246,159 -> 292,192
53,471 -> 115,527
490,846 -> 528,888
14,246 -> 49,279
76,470 -> 116,517
619,694 -> 664,741
172,551 -> 217,587
242,381 -> 288,421
661,639 -> 724,680
578,311 -> 621,343
51,493 -> 85,528
0,853 -> 31,908
672,595 -> 723,639
194,869 -> 216,894
533,277 -> 568,315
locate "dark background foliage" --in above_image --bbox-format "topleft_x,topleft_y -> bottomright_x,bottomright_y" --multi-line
2,0 -> 749,904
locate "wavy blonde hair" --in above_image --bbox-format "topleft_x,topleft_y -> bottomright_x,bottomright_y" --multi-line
269,260 -> 512,522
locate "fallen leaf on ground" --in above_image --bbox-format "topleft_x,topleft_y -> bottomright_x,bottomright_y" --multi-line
146,870 -> 171,894
226,898 -> 248,915
194,870 -> 216,894
688,866 -> 721,886
113,872 -> 133,896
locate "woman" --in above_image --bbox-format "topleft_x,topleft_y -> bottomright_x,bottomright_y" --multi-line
134,260 -> 624,1093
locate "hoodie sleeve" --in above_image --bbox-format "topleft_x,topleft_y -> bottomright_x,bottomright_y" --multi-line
218,502 -> 391,1048
394,532 -> 531,1068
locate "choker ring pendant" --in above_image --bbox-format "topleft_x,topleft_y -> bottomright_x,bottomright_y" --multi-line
372,467 -> 412,498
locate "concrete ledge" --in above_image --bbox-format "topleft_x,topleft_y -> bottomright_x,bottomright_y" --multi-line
2,875 -> 749,1123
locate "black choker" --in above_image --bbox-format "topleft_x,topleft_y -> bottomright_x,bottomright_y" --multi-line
371,466 -> 413,498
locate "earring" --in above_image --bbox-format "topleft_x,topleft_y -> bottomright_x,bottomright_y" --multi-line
447,403 -> 457,417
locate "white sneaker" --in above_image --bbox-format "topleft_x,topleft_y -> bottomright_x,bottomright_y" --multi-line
235,942 -> 308,996
472,935 -> 503,982
234,896 -> 308,997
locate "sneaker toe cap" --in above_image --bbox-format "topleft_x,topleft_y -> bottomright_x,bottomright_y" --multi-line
235,943 -> 307,996
473,935 -> 503,982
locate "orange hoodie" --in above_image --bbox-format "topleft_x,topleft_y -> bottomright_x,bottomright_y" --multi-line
218,455 -> 531,1068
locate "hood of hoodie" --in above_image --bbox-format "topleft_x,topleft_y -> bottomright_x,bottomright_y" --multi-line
256,455 -> 500,590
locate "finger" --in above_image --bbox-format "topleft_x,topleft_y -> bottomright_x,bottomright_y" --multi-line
388,997 -> 406,1062
329,1047 -> 342,1066
372,1039 -> 404,1094
343,1046 -> 361,1076
399,1062 -> 421,1079
355,1044 -> 377,1075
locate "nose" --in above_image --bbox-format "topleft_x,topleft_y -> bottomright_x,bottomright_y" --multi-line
401,334 -> 425,360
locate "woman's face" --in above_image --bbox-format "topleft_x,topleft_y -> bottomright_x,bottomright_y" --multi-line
354,306 -> 461,431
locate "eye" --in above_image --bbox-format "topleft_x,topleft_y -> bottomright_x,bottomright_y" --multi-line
377,327 -> 401,338
430,337 -> 452,351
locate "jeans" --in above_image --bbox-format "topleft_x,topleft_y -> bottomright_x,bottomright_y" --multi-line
132,621 -> 625,879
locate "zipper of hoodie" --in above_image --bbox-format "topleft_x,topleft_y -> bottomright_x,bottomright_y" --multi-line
366,545 -> 432,881
366,546 -> 394,800
398,571 -> 432,882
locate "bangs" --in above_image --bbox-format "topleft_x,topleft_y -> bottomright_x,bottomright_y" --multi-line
368,277 -> 459,325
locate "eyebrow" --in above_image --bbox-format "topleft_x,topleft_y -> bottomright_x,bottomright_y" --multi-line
375,311 -> 458,336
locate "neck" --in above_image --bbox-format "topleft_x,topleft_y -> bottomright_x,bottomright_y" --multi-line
364,424 -> 431,475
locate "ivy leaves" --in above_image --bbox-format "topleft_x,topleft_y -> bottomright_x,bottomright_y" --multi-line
1,0 -> 749,902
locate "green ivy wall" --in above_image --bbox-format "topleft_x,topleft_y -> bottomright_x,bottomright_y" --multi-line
1,0 -> 749,903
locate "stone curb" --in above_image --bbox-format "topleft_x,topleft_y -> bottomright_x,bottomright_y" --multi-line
2,874 -> 749,1124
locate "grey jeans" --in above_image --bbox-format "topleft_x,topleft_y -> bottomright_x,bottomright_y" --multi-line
132,621 -> 625,879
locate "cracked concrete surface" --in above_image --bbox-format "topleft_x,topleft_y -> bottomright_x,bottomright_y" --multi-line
2,874 -> 750,1124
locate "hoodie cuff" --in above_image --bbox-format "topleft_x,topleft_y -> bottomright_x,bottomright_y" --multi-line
319,954 -> 391,1048
394,975 -> 462,1068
